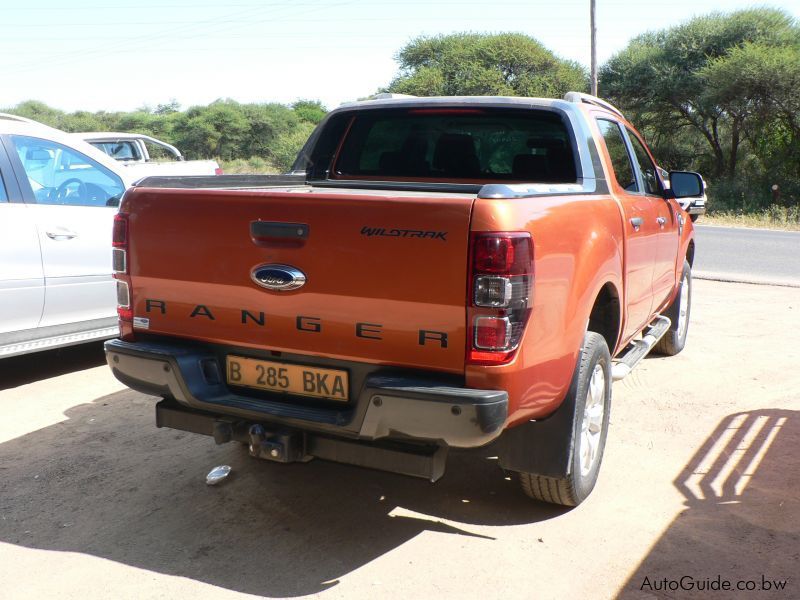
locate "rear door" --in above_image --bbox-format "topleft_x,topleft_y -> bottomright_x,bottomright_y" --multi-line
0,141 -> 44,334
125,188 -> 474,374
625,129 -> 680,308
595,118 -> 660,340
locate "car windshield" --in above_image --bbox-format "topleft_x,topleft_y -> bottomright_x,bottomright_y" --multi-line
332,107 -> 577,183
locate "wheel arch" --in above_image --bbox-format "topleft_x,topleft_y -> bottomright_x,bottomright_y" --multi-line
587,282 -> 622,356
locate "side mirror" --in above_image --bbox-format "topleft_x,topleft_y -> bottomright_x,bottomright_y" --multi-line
669,171 -> 704,199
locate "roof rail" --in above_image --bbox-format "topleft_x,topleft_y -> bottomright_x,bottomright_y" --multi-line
372,93 -> 417,100
563,92 -> 625,119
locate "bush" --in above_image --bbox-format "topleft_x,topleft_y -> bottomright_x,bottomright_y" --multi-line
1,99 -> 328,167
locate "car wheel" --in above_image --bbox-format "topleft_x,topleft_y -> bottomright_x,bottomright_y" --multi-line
653,260 -> 691,356
689,214 -> 699,223
517,332 -> 612,506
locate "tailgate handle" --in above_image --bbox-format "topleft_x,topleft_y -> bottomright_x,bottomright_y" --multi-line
251,221 -> 309,241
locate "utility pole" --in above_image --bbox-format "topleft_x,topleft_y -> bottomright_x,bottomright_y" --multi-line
590,0 -> 598,96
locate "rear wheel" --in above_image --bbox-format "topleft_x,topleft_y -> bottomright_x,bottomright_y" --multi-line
517,332 -> 612,506
653,260 -> 691,356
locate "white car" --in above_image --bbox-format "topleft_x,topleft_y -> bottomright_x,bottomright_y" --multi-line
0,113 -> 138,358
75,132 -> 221,177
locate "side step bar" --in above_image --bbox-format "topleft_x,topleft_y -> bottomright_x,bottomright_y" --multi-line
611,315 -> 671,381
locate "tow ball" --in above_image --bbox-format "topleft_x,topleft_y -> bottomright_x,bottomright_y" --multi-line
247,424 -> 308,463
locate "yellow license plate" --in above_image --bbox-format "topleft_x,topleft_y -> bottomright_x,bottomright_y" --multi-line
226,355 -> 348,401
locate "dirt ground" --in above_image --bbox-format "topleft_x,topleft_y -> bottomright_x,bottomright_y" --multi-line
0,279 -> 797,599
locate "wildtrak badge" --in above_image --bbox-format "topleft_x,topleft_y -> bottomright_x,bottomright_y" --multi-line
361,226 -> 447,241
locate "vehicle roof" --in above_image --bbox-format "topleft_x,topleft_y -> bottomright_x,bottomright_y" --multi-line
333,93 -> 626,121
76,132 -> 153,141
335,95 -> 567,112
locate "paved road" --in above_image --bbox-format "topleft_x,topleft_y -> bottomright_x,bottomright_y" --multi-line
693,225 -> 800,286
0,279 -> 798,599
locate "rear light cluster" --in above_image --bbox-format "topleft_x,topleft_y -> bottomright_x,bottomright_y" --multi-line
112,214 -> 134,336
468,232 -> 533,364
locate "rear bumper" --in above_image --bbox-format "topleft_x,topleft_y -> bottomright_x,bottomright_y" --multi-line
105,338 -> 508,449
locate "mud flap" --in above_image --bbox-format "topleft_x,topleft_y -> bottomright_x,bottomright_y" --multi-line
491,356 -> 581,478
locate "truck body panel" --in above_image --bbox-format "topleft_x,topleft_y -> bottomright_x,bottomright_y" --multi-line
126,187 -> 473,374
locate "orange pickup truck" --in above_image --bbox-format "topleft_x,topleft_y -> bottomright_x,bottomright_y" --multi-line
106,93 -> 701,506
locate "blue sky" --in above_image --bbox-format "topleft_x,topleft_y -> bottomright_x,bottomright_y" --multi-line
1,0 -> 798,112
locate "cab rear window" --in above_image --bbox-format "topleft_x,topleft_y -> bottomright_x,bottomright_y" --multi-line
332,108 -> 577,183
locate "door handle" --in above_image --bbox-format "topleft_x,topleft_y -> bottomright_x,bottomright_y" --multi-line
46,228 -> 78,240
656,216 -> 667,228
630,217 -> 643,231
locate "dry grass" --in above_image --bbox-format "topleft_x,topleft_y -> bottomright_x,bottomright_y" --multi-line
701,205 -> 800,231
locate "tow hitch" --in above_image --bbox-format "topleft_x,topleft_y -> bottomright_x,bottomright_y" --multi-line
247,424 -> 309,463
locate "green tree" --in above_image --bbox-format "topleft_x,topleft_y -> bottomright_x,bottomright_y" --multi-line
170,99 -> 250,159
154,100 -> 181,115
292,100 -> 327,124
3,97 -> 327,170
600,7 -> 799,196
700,41 -> 800,182
7,100 -> 65,128
385,33 -> 587,97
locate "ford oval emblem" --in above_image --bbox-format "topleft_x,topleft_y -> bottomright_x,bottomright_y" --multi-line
251,264 -> 306,291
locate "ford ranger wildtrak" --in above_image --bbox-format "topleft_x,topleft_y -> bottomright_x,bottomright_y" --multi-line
105,92 -> 701,506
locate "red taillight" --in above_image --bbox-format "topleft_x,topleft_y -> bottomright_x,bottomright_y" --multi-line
214,167 -> 223,176
474,316 -> 511,350
112,213 -> 134,339
112,214 -> 128,275
473,235 -> 531,275
112,214 -> 127,247
468,232 -> 533,365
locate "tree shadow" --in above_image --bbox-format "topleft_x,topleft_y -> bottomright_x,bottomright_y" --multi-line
619,410 -> 799,598
0,388 -> 566,597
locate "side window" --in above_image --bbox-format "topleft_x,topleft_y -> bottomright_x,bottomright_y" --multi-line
0,171 -> 8,202
626,130 -> 661,196
596,119 -> 638,192
89,140 -> 141,162
10,135 -> 125,207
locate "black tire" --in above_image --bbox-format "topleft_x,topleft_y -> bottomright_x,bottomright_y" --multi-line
689,214 -> 699,223
517,332 -> 612,506
653,260 -> 691,356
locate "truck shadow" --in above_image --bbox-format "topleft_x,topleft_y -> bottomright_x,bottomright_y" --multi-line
618,409 -> 799,598
0,389 -> 565,597
0,341 -> 107,391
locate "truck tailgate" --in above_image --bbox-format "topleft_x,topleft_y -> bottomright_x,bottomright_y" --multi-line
124,188 -> 473,374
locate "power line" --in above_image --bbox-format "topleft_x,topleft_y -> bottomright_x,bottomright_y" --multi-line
1,0 -> 360,75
